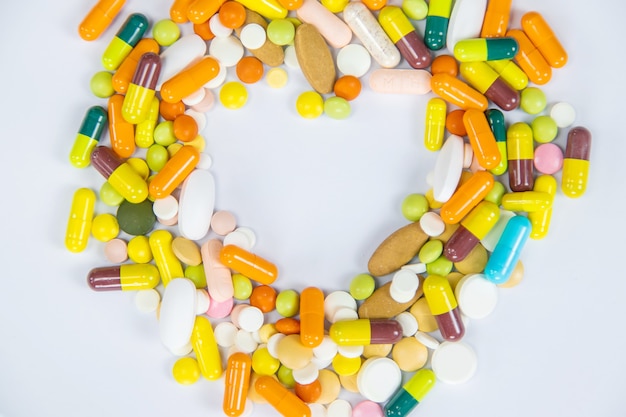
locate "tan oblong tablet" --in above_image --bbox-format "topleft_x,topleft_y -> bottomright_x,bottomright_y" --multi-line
294,23 -> 337,94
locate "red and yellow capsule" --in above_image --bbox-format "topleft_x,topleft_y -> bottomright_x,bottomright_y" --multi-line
122,52 -> 162,124
443,201 -> 500,262
507,122 -> 534,192
423,275 -> 465,341
87,264 -> 160,291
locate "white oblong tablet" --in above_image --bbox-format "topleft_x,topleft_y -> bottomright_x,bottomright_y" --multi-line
337,44 -> 372,77
158,34 -> 207,90
395,311 -> 419,336
240,23 -> 267,50
312,335 -> 338,361
182,87 -> 206,106
135,289 -> 160,313
327,399 -> 352,417
337,344 -> 364,359
419,212 -> 445,237
153,195 -> 178,220
446,0 -> 487,50
238,306 -> 264,332
267,333 -> 286,358
159,278 -> 197,355
209,13 -> 233,38
292,361 -> 319,385
324,291 -> 357,323
209,35 -> 245,67
431,341 -> 477,384
433,134 -> 464,202
178,169 -> 215,241
401,263 -> 427,274
331,307 -> 359,323
463,142 -> 474,169
481,209 -> 515,252
369,69 -> 432,94
415,331 -> 440,350
214,321 -> 239,348
550,102 -> 576,128
455,273 -> 498,319
357,357 -> 402,403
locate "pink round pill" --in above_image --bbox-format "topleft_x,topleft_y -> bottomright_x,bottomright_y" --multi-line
534,143 -> 564,175
229,304 -> 248,328
191,88 -> 215,113
206,296 -> 234,319
104,238 -> 128,263
158,213 -> 178,226
211,210 -> 237,235
352,400 -> 384,417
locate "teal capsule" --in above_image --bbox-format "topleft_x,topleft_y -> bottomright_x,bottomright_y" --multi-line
454,37 -> 519,62
486,109 -> 508,176
384,369 -> 436,417
102,13 -> 149,71
69,106 -> 107,169
424,0 -> 453,51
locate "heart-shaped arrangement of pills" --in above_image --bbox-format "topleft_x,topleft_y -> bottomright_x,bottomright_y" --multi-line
67,0 -> 591,416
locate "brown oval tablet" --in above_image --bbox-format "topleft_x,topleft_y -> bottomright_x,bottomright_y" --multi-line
368,222 -> 430,277
358,280 -> 423,319
392,337 -> 428,372
235,10 -> 284,67
294,23 -> 337,94
362,343 -> 392,358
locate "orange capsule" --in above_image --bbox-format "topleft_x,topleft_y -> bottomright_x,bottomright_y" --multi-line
506,29 -> 552,85
299,287 -> 325,348
480,0 -> 512,38
521,12 -> 567,68
219,245 -> 278,285
79,0 -> 126,41
255,376 -> 312,417
149,145 -> 199,199
275,318 -> 300,335
112,38 -> 160,94
463,109 -> 501,170
161,56 -> 221,103
430,73 -> 488,111
223,352 -> 252,417
187,0 -> 227,24
107,94 -> 135,159
170,0 -> 195,23
440,171 -> 495,224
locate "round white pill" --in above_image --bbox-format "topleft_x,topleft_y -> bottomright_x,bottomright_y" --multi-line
182,87 -> 206,106
312,336 -> 338,361
235,330 -> 258,353
420,212 -> 445,237
455,273 -> 499,319
327,399 -> 352,417
240,23 -> 267,50
196,152 -> 213,170
209,35 -> 244,67
224,230 -> 254,251
237,306 -> 264,332
152,195 -> 178,220
395,311 -> 419,336
284,45 -> 300,69
390,269 -> 419,303
292,361 -> 319,385
324,291 -> 357,323
357,357 -> 402,403
331,307 -> 359,323
234,227 -> 257,247
135,289 -> 160,313
204,61 -> 227,89
308,403 -> 327,417
209,13 -> 233,38
310,355 -> 333,370
267,333 -> 285,358
195,289 -> 210,314
550,102 -> 576,128
185,108 -> 207,132
214,321 -> 239,347
431,341 -> 477,384
337,344 -> 364,359
337,44 -> 371,77
414,331 -> 440,350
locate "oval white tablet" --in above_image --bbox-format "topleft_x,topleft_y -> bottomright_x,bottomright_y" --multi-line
463,142 -> 474,169
431,341 -> 477,384
337,44 -> 371,77
157,34 -> 207,90
159,278 -> 198,355
357,357 -> 402,402
214,321 -> 239,348
292,361 -> 319,385
209,35 -> 244,67
178,169 -> 215,241
240,23 -> 267,50
419,212 -> 445,237
369,69 -> 432,94
433,134 -> 464,202
455,273 -> 498,319
395,311 -> 419,336
446,0 -> 487,50
324,291 -> 357,323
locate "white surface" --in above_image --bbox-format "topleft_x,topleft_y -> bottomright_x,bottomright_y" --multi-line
0,1 -> 624,417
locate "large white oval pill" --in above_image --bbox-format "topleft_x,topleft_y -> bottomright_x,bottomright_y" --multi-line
159,278 -> 198,355
178,169 -> 215,241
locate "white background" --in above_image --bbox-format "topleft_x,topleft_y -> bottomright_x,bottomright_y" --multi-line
0,0 -> 624,416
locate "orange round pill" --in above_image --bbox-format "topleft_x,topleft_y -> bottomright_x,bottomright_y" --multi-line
446,109 -> 467,136
333,75 -> 361,101
362,0 -> 386,10
250,284 -> 277,313
173,114 -> 199,142
160,100 -> 186,121
431,54 -> 458,77
219,1 -> 246,29
193,21 -> 215,41
236,56 -> 265,84
275,318 -> 300,335
295,379 -> 322,403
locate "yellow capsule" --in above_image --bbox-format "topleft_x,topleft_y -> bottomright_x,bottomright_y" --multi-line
234,0 -> 287,20
65,188 -> 96,253
528,175 -> 557,239
378,6 -> 415,42
191,316 -> 223,380
424,98 -> 447,151
102,13 -> 149,70
149,230 -> 184,287
562,127 -> 592,198
109,163 -> 149,203
87,264 -> 160,291
135,97 -> 159,148
501,191 -> 553,212
487,59 -> 529,91
461,201 -> 500,240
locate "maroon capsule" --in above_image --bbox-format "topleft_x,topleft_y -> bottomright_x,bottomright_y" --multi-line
507,123 -> 534,192
131,52 -> 161,89
90,145 -> 122,179
484,78 -> 520,111
87,264 -> 160,291
565,126 -> 591,160
435,308 -> 465,342
443,225 -> 480,262
395,32 -> 432,69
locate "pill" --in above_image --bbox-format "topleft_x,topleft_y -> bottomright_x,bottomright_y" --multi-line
122,52 -> 161,124
369,69 -> 432,94
336,44 -> 371,78
506,29 -> 552,85
443,201 -> 499,262
296,0 -> 352,48
419,212 -> 445,237
277,334 -> 314,370
292,362 -> 319,385
395,311 -> 419,336
562,126 -> 591,198
528,175 -> 557,240
134,288 -> 160,313
521,11 -> 567,68
389,269 -> 420,303
187,0 -> 227,24
432,134 -> 464,202
331,307 -> 358,323
172,357 -> 201,385
223,352 -> 252,417
235,11 -> 285,67
430,73 -> 488,111
368,222 -> 429,277
157,34 -> 209,89
431,341 -> 477,384
330,319 -> 402,345
414,331 -> 440,349
356,357 -> 402,403
215,322 -> 239,348
353,400 -> 383,417
104,238 -> 128,263
235,0 -> 288,20
149,230 -> 184,287
308,403 -> 326,417
459,61 -> 520,112
299,287 -> 325,348
455,273 -> 499,320
70,106 -> 107,169
423,98 -> 446,152
191,316 -> 223,380
79,0 -> 126,41
480,0 -> 511,37
446,0 -> 486,51
159,278 -> 200,355
87,264 -> 160,291
378,6 -> 431,69
327,399 -> 351,417
90,146 -> 149,203
295,379 -> 322,403
423,275 -> 465,341
252,346 -> 281,375
116,199 -> 156,236
550,102 -> 576,128
385,369 -> 436,416
424,0 -> 453,50
235,329 -> 258,353
484,215 -> 531,284
486,59 -> 529,91
65,188 -> 96,253
102,13 -> 149,71
224,229 -> 254,250
454,37 -> 518,62
507,122 -> 534,192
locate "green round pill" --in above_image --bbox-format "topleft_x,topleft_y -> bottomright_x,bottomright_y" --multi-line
402,0 -> 428,20
90,71 -> 115,98
232,273 -> 253,300
127,235 -> 152,263
116,199 -> 156,236
531,115 -> 558,143
154,121 -> 176,146
100,181 -> 124,206
401,193 -> 429,221
419,240 -> 443,264
324,96 -> 351,120
484,181 -> 506,206
146,144 -> 170,172
349,273 -> 375,300
520,87 -> 547,115
152,19 -> 181,46
185,265 -> 207,288
276,289 -> 300,317
426,255 -> 453,276
277,365 -> 295,388
266,19 -> 295,46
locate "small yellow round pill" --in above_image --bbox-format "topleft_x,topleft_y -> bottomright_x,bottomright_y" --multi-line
332,353 -> 361,376
220,81 -> 248,109
252,346 -> 281,375
91,213 -> 119,242
266,67 -> 288,88
127,235 -> 152,263
296,91 -> 324,119
172,357 -> 201,385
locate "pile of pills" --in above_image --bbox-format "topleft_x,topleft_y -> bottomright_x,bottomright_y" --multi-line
66,0 -> 592,416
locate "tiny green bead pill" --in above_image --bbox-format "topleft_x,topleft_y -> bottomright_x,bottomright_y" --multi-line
128,235 -> 152,263
402,0 -> 428,20
324,96 -> 351,120
90,71 -> 115,98
349,273 -> 375,300
116,199 -> 156,236
276,289 -> 300,317
419,240 -> 443,264
185,265 -> 208,288
154,121 -> 176,146
232,273 -> 253,300
426,255 -> 453,276
484,181 -> 506,206
100,181 -> 124,206
402,193 -> 429,221
277,365 -> 296,388
266,19 -> 295,46
152,19 -> 181,47
531,115 -> 558,144
520,87 -> 547,115
146,144 -> 170,172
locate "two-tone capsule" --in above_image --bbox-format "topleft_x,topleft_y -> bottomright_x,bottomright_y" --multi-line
378,6 -> 431,69
453,37 -> 518,62
112,38 -> 160,94
507,122 -> 534,192
384,369 -> 436,417
561,126 -> 592,198
424,0 -> 453,51
70,106 -> 107,168
329,318 -> 403,346
486,109 -> 508,176
459,61 -> 520,112
528,175 -> 557,239
90,146 -> 148,203
487,59 -> 529,91
102,13 -> 149,70
443,201 -> 500,262
122,52 -> 161,124
87,264 -> 160,291
423,275 -> 465,341
484,215 -> 531,284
